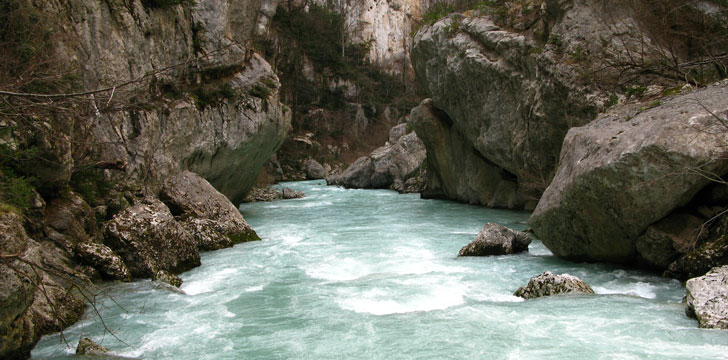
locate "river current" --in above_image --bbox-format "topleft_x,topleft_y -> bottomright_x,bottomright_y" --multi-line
32,181 -> 728,359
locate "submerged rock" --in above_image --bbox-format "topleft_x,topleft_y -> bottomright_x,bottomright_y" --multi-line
514,271 -> 595,299
685,265 -> 728,329
154,270 -> 183,288
282,188 -> 305,199
76,337 -> 109,356
458,223 -> 531,256
530,81 -> 728,264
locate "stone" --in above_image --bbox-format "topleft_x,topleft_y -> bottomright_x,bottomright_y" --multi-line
104,199 -> 201,278
514,271 -> 595,299
161,171 -> 260,251
75,242 -> 131,281
328,124 -> 426,192
635,213 -> 705,270
154,270 -> 183,288
411,99 -> 527,208
76,337 -> 109,356
304,159 -> 328,180
666,235 -> 728,281
243,187 -> 284,202
282,188 -> 305,199
388,123 -> 409,144
530,81 -> 728,264
685,265 -> 728,329
458,223 -> 531,256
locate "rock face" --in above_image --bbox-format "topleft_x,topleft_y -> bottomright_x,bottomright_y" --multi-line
514,271 -> 595,299
327,123 -> 426,192
685,265 -> 728,329
0,212 -> 85,359
53,0 -> 291,205
161,171 -> 260,250
410,99 -> 527,208
410,9 -> 600,207
311,0 -> 428,74
530,81 -> 728,264
458,223 -> 531,256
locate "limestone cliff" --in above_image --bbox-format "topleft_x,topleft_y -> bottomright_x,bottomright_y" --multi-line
0,0 -> 289,358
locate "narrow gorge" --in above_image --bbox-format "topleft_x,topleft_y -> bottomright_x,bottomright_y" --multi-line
1,0 -> 727,358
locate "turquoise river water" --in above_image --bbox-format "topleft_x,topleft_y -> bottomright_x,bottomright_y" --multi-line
32,181 -> 728,359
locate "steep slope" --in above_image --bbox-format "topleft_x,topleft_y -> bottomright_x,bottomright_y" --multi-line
0,0 -> 289,358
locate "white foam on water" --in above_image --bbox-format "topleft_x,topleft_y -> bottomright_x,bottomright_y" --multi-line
451,231 -> 479,235
337,284 -> 466,315
281,234 -> 304,245
304,257 -> 371,282
183,268 -> 238,295
593,281 -> 657,299
245,285 -> 264,292
466,291 -> 524,303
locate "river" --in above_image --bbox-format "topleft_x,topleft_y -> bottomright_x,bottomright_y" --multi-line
32,180 -> 728,359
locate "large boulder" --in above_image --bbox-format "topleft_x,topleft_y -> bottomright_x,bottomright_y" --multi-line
530,81 -> 728,264
328,124 -> 426,192
685,265 -> 728,329
304,159 -> 328,180
161,171 -> 259,251
514,271 -> 595,299
104,199 -> 201,278
76,338 -> 109,356
410,99 -> 527,208
75,242 -> 130,281
458,223 -> 531,256
411,7 -> 601,206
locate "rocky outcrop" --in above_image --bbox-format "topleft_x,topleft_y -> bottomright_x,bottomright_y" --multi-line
327,123 -> 426,192
48,0 -> 291,205
76,338 -> 109,356
685,265 -> 728,329
530,81 -> 728,264
410,99 -> 527,208
104,199 -> 201,279
243,186 -> 306,202
0,212 -> 86,359
310,0 -> 428,74
514,271 -> 595,299
458,223 -> 531,256
75,242 -> 131,281
161,171 -> 260,250
410,8 -> 601,207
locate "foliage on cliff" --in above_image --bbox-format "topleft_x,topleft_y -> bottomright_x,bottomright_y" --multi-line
259,3 -> 424,176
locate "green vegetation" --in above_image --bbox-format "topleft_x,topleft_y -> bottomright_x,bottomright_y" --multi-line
604,94 -> 619,108
624,85 -> 647,99
70,165 -> 112,206
271,4 -> 418,115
